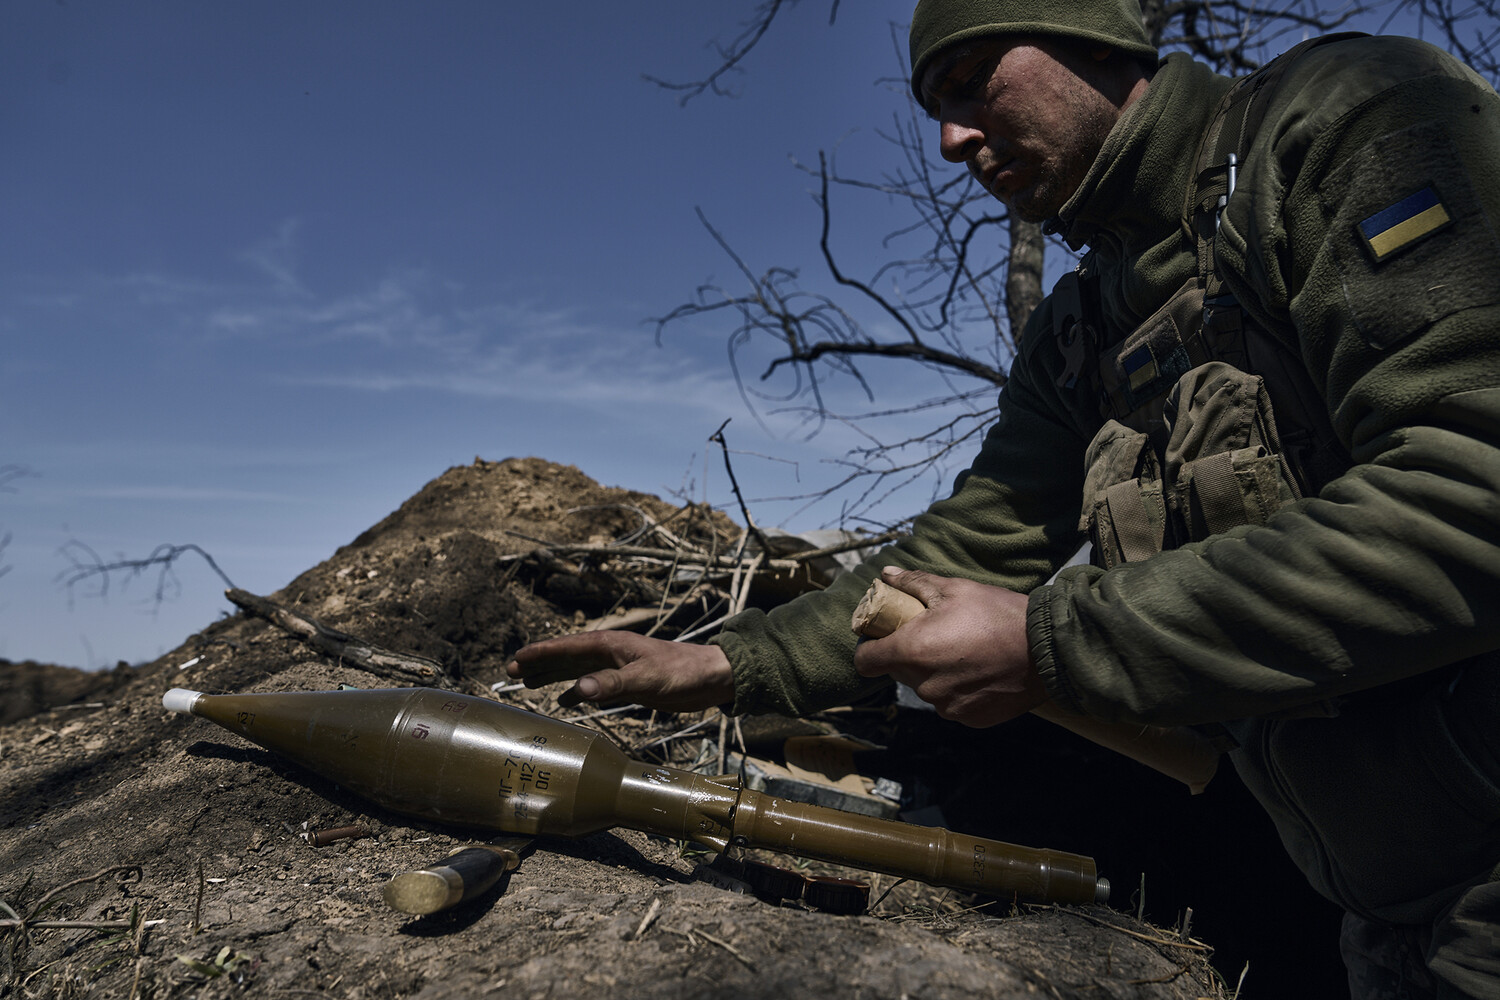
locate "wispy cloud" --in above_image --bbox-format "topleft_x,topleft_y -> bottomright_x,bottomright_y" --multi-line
61,486 -> 307,503
238,218 -> 308,298
278,311 -> 732,410
1,220 -> 896,450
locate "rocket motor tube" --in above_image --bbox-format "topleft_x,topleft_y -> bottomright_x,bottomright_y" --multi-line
165,687 -> 1107,905
728,787 -> 1105,905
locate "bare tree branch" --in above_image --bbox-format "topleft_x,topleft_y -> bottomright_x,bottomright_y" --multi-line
653,0 -> 1498,525
709,420 -> 774,556
0,465 -> 30,494
56,541 -> 237,609
0,465 -> 33,583
643,1 -> 844,106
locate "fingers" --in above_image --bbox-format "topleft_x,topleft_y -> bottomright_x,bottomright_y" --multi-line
507,633 -> 736,714
510,631 -> 630,668
556,676 -> 596,709
506,632 -> 638,686
556,670 -> 630,709
853,625 -> 926,682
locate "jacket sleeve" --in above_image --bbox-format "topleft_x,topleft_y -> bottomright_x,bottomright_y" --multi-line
714,300 -> 1091,717
1031,39 -> 1500,726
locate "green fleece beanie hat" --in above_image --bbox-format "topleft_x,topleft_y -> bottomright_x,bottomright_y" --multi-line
909,0 -> 1158,101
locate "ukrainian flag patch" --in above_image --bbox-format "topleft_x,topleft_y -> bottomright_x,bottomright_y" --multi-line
1358,186 -> 1451,263
1123,346 -> 1157,392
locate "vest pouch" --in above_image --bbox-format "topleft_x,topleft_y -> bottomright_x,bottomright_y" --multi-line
1179,445 -> 1292,537
1080,421 -> 1167,569
1082,362 -> 1302,567
1160,362 -> 1302,543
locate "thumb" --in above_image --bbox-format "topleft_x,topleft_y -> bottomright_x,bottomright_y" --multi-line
558,670 -> 623,708
880,565 -> 944,607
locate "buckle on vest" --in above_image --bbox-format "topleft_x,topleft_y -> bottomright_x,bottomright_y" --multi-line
1215,153 -> 1239,232
1053,269 -> 1095,391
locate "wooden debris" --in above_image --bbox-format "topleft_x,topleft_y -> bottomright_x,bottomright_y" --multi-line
225,588 -> 444,682
631,898 -> 663,941
695,927 -> 757,971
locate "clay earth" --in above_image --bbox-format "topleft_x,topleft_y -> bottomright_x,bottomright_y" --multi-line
2,457 -> 1342,998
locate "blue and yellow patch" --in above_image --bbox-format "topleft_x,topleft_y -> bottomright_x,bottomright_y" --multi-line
1123,346 -> 1157,392
1358,186 -> 1451,263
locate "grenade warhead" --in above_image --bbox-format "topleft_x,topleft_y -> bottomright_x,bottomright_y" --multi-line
164,686 -> 1108,905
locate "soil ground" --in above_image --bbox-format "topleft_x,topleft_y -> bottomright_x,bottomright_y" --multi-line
2,458 -> 1279,998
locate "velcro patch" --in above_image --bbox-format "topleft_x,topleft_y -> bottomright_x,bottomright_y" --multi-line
1358,186 -> 1451,262
1123,346 -> 1157,391
1320,120 -> 1500,351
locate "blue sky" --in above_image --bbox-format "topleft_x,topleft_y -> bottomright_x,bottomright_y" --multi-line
0,2 -> 1457,669
2,0 -> 952,667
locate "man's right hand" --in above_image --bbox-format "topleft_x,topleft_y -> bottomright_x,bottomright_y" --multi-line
504,632 -> 736,712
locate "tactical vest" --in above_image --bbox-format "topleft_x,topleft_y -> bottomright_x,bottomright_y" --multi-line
1054,37 -> 1359,570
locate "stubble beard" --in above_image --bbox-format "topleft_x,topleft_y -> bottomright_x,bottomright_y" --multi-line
1005,169 -> 1070,224
1006,79 -> 1121,224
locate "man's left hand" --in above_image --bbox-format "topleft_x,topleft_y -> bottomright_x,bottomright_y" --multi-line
853,566 -> 1047,728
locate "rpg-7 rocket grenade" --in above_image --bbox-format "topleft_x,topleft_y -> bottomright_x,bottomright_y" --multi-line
163,687 -> 1109,906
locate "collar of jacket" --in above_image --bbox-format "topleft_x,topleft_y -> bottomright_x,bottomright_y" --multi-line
1049,54 -> 1232,258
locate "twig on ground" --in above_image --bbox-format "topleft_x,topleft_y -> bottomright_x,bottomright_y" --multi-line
784,528 -> 904,563
631,898 -> 663,941
193,860 -> 204,935
632,718 -> 716,754
565,704 -> 645,724
1039,905 -> 1213,952
695,927 -> 757,971
225,589 -> 443,682
24,866 -> 142,922
1230,961 -> 1251,998
870,877 -> 909,914
0,920 -> 134,931
729,552 -> 765,617
717,714 -> 729,775
1126,962 -> 1192,986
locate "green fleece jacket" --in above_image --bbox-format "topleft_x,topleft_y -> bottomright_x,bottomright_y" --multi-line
713,38 -> 1500,922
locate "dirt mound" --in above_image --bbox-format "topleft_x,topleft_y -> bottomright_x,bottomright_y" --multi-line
0,659 -> 140,726
0,458 -> 1230,999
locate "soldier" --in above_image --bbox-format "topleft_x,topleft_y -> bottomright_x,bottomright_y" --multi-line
509,1 -> 1500,994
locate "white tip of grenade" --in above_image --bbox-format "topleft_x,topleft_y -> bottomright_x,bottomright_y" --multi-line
162,688 -> 203,714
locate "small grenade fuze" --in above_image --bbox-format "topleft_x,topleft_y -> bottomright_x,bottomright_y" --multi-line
164,686 -> 1108,905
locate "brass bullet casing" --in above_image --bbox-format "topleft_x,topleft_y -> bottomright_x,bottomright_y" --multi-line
165,687 -> 1108,906
306,825 -> 369,848
383,838 -> 532,915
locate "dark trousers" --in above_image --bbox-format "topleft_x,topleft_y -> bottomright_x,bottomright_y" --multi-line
1341,878 -> 1500,999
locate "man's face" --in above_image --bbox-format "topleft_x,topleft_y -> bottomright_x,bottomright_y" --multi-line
919,37 -> 1124,223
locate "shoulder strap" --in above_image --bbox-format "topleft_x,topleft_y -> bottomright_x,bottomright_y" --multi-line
1189,32 -> 1371,294
1188,33 -> 1365,496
